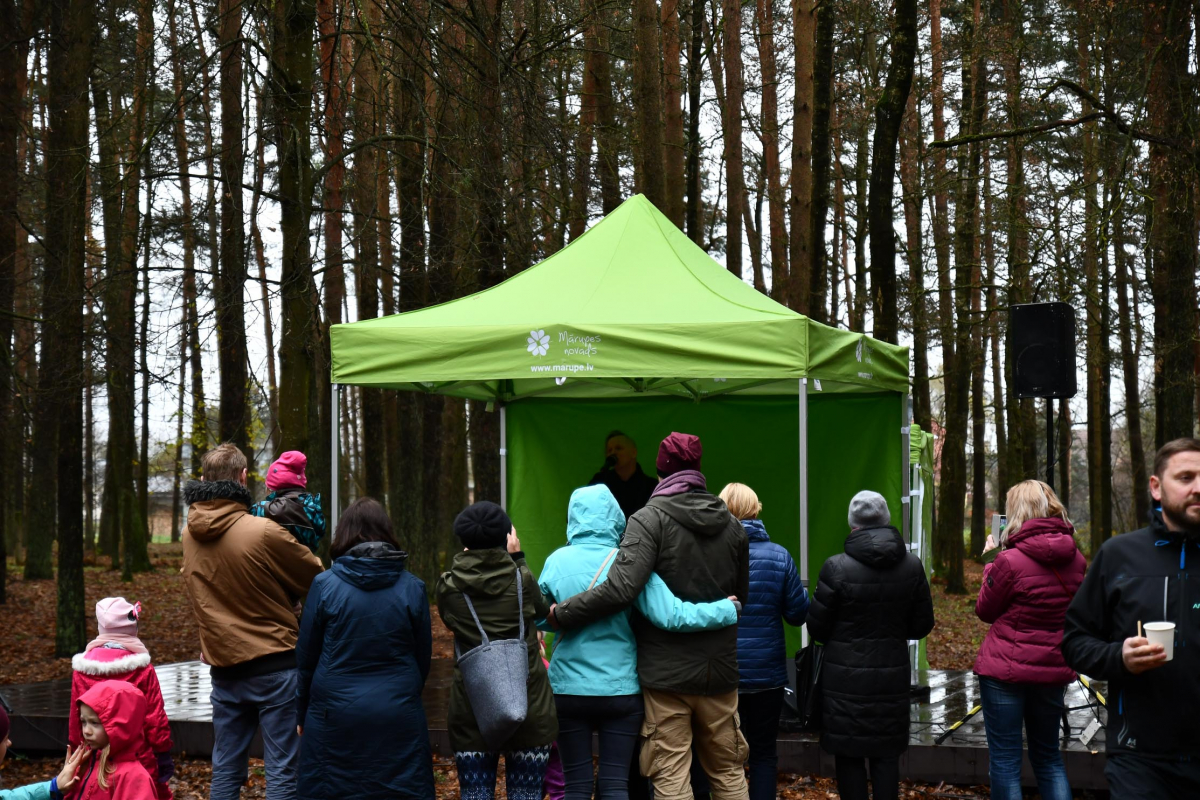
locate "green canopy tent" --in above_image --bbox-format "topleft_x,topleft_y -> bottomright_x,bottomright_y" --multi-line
330,194 -> 912,654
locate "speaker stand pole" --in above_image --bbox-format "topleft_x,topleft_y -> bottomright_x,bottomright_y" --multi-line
1046,397 -> 1055,492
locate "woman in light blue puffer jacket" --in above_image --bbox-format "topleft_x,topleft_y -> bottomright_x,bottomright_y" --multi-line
538,484 -> 737,800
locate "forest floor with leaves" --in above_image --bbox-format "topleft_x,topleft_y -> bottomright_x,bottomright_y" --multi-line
2,548 -> 1078,797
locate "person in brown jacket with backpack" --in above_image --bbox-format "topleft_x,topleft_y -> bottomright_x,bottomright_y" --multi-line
181,444 -> 323,800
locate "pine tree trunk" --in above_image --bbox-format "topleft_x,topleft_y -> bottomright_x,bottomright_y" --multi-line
393,7 -> 426,555
0,0 -> 18,603
272,0 -> 319,457
633,0 -> 667,212
754,0 -> 787,302
720,0 -> 744,277
866,0 -> 916,344
662,0 -> 686,228
468,0 -> 506,507
168,1 -> 208,477
593,6 -> 620,216
217,0 -> 249,454
570,0 -> 601,241
250,84 -> 278,453
171,322 -> 186,543
928,0 -> 954,398
685,0 -> 705,242
807,0 -> 833,322
936,6 -> 984,595
852,128 -> 867,331
1115,186 -> 1149,525
789,0 -> 814,312
1144,0 -> 1195,444
37,0 -> 93,650
899,93 -> 931,431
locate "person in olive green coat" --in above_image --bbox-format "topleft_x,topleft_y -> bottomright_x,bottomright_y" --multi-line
436,501 -> 556,800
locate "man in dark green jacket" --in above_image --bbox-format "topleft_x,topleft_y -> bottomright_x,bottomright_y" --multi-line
549,432 -> 751,800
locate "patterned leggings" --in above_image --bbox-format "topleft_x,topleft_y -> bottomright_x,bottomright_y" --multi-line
456,747 -> 552,800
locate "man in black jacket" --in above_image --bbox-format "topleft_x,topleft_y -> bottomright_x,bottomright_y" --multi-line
549,432 -> 750,800
588,430 -> 659,521
1062,438 -> 1200,797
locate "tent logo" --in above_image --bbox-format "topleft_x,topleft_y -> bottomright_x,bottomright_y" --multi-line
526,329 -> 550,356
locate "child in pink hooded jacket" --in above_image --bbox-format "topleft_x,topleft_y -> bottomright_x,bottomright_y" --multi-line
69,600 -> 172,799
68,682 -> 158,800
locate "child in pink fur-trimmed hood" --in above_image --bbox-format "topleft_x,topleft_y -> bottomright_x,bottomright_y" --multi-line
68,599 -> 173,799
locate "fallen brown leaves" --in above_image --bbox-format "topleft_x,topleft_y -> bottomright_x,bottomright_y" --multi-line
4,754 -> 998,799
926,560 -> 990,671
2,545 -> 202,686
1,544 -> 457,687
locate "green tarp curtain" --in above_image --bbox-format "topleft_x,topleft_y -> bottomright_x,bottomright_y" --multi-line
508,392 -> 903,658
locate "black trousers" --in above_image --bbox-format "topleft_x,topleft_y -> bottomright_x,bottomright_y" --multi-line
1105,752 -> 1200,799
834,754 -> 900,800
555,693 -> 645,800
738,689 -> 784,800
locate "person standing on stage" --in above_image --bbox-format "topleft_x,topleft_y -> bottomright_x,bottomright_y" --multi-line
588,431 -> 658,522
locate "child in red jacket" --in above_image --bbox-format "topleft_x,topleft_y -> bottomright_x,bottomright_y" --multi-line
68,682 -> 159,800
69,599 -> 172,799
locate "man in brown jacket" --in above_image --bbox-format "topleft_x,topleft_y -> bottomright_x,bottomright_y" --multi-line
182,444 -> 323,800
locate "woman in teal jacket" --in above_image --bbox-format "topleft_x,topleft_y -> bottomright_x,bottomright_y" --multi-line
538,485 -> 738,800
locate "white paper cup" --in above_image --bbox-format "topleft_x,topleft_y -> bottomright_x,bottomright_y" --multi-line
1144,621 -> 1176,661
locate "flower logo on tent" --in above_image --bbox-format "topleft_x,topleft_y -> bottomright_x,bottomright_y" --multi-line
527,329 -> 550,356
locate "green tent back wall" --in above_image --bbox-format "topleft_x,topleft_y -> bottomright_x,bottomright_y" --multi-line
330,194 -> 912,656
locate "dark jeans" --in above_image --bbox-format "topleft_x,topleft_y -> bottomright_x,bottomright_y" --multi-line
834,755 -> 899,800
738,689 -> 783,800
1105,753 -> 1200,799
978,676 -> 1071,800
209,669 -> 300,800
555,693 -> 644,800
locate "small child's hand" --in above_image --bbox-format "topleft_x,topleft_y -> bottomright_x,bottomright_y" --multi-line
57,746 -> 89,794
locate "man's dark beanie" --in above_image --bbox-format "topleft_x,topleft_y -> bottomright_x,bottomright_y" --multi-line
657,432 -> 703,476
454,501 -> 512,550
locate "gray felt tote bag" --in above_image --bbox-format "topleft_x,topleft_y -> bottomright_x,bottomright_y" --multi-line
455,564 -> 530,749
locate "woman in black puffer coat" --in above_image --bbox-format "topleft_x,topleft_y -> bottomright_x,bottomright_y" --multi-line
805,490 -> 935,800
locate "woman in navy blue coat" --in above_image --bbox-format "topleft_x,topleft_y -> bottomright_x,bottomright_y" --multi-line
295,498 -> 434,799
719,483 -> 809,800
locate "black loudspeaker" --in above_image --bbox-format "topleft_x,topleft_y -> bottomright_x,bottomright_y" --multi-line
1009,302 -> 1077,399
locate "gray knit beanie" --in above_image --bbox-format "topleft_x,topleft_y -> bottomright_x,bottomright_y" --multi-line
847,490 -> 891,530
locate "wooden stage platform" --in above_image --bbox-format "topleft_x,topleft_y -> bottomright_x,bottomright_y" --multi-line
0,661 -> 1109,790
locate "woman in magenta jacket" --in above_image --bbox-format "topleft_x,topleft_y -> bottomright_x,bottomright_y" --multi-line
974,480 -> 1086,800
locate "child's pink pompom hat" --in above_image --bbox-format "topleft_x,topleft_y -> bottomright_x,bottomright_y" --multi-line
96,597 -> 141,636
266,450 -> 308,492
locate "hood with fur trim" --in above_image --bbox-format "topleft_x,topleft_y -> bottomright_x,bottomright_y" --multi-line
73,647 -> 152,677
183,480 -> 253,543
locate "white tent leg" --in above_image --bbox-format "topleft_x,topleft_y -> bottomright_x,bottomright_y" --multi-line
798,378 -> 809,581
500,405 -> 508,510
331,383 -> 340,532
799,378 -> 809,647
901,393 -> 911,544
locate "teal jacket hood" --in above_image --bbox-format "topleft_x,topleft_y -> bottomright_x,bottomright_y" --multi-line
566,485 -> 626,547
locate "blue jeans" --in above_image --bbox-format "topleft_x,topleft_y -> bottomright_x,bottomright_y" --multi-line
978,676 -> 1071,800
210,669 -> 300,800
